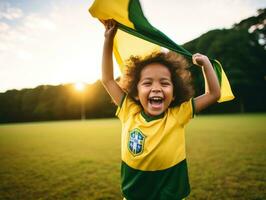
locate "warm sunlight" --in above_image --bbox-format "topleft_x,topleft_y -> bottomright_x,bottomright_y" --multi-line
1,0 -> 264,92
74,82 -> 85,92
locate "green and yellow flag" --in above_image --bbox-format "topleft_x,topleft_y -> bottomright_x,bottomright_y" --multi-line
89,0 -> 234,102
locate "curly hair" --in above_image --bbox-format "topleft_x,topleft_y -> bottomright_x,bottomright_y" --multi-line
120,51 -> 195,107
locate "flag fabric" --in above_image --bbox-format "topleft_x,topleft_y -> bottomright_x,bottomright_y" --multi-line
89,0 -> 235,103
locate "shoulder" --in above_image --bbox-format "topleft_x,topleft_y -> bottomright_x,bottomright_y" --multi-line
169,98 -> 195,125
116,94 -> 141,122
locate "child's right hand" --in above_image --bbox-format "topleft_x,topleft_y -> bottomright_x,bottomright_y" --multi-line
103,19 -> 117,40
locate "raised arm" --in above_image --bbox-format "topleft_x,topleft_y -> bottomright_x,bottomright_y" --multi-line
101,20 -> 124,105
192,53 -> 221,113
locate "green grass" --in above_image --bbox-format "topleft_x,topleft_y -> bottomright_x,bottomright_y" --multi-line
0,114 -> 265,200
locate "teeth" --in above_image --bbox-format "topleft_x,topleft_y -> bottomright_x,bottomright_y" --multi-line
149,97 -> 163,101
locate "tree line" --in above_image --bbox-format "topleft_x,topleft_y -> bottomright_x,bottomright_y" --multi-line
0,9 -> 265,123
0,82 -> 116,123
184,8 -> 266,114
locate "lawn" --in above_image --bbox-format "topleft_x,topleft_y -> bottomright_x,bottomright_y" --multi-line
0,114 -> 265,200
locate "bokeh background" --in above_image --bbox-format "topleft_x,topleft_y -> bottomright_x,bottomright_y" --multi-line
0,0 -> 265,199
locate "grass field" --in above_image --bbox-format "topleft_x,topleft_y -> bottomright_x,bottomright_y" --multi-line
0,114 -> 265,200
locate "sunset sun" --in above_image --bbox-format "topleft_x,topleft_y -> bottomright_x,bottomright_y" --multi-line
74,82 -> 85,91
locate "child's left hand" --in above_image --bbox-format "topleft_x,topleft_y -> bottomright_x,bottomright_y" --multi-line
192,53 -> 212,67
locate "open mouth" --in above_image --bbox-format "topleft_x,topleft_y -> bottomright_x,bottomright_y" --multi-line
148,96 -> 164,107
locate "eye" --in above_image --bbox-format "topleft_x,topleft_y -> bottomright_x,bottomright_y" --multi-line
142,81 -> 152,86
161,81 -> 171,86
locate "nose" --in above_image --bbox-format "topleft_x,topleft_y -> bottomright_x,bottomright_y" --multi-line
151,83 -> 162,93
151,88 -> 161,93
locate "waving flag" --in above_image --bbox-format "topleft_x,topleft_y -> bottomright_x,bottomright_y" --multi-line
89,0 -> 234,102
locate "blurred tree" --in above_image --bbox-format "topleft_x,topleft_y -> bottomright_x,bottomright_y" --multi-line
0,9 -> 265,123
184,8 -> 266,113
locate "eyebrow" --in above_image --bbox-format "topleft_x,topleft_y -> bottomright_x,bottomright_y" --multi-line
160,78 -> 171,81
140,77 -> 172,82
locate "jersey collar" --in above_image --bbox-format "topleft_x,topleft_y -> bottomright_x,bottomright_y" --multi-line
140,110 -> 165,122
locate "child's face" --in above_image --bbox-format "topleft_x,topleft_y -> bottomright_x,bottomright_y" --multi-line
136,63 -> 174,116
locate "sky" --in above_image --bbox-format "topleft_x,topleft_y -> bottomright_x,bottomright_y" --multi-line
0,0 -> 265,92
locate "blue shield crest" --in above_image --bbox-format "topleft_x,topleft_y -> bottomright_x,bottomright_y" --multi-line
128,128 -> 145,156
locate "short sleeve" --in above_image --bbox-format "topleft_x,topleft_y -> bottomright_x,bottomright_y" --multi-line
115,94 -> 140,123
172,98 -> 195,126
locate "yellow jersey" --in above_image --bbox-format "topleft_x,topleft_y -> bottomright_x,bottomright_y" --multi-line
116,95 -> 195,200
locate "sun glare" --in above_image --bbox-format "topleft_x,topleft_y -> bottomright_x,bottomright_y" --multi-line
74,82 -> 85,91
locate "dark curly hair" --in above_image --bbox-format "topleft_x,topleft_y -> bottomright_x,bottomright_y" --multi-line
120,51 -> 195,107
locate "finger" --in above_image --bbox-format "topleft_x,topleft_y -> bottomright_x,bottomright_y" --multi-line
193,53 -> 201,62
110,20 -> 117,29
192,56 -> 197,65
109,22 -> 114,30
192,54 -> 202,65
107,20 -> 111,29
194,53 -> 201,56
109,19 -> 114,27
192,54 -> 197,64
104,20 -> 112,29
193,53 -> 202,59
